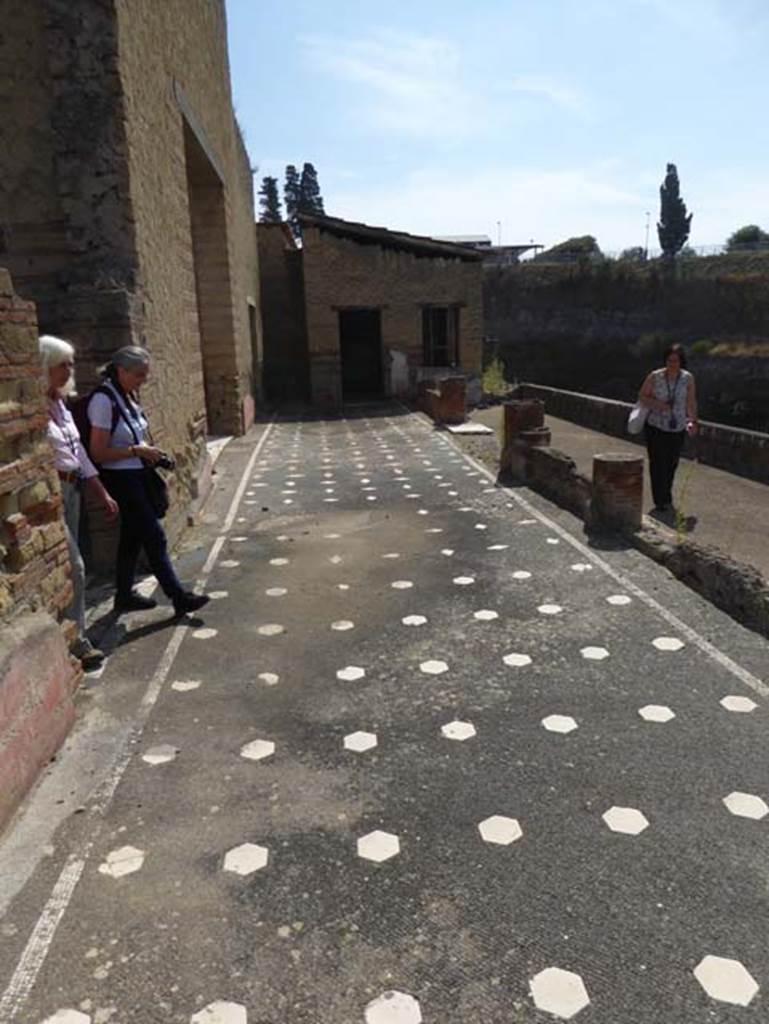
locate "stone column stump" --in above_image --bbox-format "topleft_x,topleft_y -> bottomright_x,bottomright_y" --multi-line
438,376 -> 467,425
591,453 -> 644,532
501,400 -> 546,475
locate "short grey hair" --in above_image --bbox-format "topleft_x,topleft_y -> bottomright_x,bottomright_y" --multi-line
112,345 -> 150,370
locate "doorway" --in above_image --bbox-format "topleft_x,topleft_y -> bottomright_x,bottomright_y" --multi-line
339,309 -> 383,399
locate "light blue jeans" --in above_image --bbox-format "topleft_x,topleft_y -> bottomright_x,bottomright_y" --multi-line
61,479 -> 86,643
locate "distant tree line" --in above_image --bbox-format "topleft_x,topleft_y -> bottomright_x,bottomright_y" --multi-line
258,163 -> 325,239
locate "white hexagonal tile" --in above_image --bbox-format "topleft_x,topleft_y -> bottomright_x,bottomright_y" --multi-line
192,627 -> 218,640
441,549 -> 455,556
652,636 -> 685,652
473,609 -> 499,621
97,845 -> 145,879
391,580 -> 414,590
265,587 -> 287,597
720,695 -> 757,713
337,666 -> 366,682
693,954 -> 759,1007
538,604 -> 563,616
542,715 -> 578,734
529,966 -> 590,1020
257,623 -> 285,636
240,739 -> 275,762
223,842 -> 269,875
570,563 -> 593,573
172,679 -> 202,692
357,830 -> 400,862
441,720 -> 476,741
269,557 -> 289,566
512,570 -> 532,580
580,646 -> 609,661
602,806 -> 649,835
606,594 -> 632,605
452,576 -> 475,586
142,744 -> 178,765
258,672 -> 279,686
344,731 -> 378,752
503,652 -> 532,667
331,620 -> 355,631
723,791 -> 769,819
478,815 -> 523,845
402,615 -> 427,626
638,705 -> 675,723
39,1010 -> 91,1023
365,990 -> 422,1024
190,1002 -> 248,1024
420,660 -> 449,675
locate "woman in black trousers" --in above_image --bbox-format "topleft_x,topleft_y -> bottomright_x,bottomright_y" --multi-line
638,343 -> 698,513
89,346 -> 209,617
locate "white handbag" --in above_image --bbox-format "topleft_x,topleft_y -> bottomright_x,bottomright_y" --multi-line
627,402 -> 649,435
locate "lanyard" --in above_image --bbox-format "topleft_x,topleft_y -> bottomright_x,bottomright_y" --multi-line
665,372 -> 680,408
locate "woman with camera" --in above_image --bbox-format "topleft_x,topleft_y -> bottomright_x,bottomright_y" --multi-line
88,346 -> 209,617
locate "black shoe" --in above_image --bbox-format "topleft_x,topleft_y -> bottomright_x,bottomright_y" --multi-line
173,591 -> 210,616
114,592 -> 158,614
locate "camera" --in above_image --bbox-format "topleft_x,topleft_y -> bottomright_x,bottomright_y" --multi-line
156,453 -> 176,472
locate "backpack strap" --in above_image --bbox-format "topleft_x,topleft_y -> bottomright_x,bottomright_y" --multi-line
91,384 -> 121,436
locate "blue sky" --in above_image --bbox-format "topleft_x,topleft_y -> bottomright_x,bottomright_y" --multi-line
226,0 -> 769,252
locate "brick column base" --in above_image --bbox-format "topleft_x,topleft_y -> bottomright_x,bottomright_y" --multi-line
591,453 -> 644,532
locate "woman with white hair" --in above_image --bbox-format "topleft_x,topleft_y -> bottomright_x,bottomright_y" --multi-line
40,334 -> 119,669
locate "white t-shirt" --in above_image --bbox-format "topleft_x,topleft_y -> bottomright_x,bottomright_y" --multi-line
87,382 -> 148,470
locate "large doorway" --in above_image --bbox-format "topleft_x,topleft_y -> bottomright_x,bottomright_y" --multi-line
183,119 -> 237,435
339,309 -> 383,399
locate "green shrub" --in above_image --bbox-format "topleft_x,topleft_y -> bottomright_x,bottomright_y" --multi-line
690,339 -> 716,355
481,357 -> 509,395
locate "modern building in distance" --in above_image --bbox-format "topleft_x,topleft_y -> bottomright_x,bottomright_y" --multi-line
434,236 -> 543,265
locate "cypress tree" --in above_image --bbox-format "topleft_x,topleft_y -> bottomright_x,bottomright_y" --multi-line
657,163 -> 693,260
284,164 -> 301,238
298,162 -> 325,216
258,176 -> 282,223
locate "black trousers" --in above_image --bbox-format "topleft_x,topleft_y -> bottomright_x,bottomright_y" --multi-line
101,469 -> 183,600
645,424 -> 686,508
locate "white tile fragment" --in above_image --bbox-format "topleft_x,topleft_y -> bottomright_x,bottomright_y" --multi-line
223,843 -> 269,876
141,745 -> 178,765
529,966 -> 590,1020
720,695 -> 757,713
542,715 -> 578,734
580,646 -> 609,661
639,705 -> 675,723
344,731 -> 378,752
602,806 -> 649,835
257,623 -> 285,636
190,1002 -> 248,1024
419,660 -> 449,675
402,615 -> 428,626
652,636 -> 685,652
98,846 -> 145,879
172,679 -> 202,692
693,955 -> 759,1007
240,739 -> 275,762
723,792 -> 769,819
364,991 -> 422,1024
478,815 -> 523,845
503,652 -> 532,667
337,666 -> 366,682
357,830 -> 400,863
441,721 -> 476,741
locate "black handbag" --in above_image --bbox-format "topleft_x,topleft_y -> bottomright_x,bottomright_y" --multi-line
142,466 -> 170,519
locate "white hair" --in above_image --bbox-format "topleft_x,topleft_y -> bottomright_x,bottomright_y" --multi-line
39,334 -> 76,396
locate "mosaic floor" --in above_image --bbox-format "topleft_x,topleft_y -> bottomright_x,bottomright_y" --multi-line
5,406 -> 768,1023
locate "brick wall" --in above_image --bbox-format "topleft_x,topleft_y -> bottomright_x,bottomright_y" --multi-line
0,269 -> 81,831
301,227 -> 483,408
256,224 -> 309,403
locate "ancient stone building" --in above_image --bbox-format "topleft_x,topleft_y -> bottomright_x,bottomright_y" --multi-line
0,269 -> 81,829
1,0 -> 262,546
257,215 -> 483,409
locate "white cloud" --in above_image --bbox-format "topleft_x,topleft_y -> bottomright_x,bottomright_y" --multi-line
329,161 -> 769,252
301,29 -> 589,140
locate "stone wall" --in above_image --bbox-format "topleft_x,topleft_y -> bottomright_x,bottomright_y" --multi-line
484,257 -> 769,432
0,269 -> 80,831
256,224 -> 309,404
514,383 -> 769,486
302,226 -> 483,408
0,0 -> 261,567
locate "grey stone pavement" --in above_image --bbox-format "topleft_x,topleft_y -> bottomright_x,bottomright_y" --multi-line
472,406 -> 769,582
1,403 -> 769,1024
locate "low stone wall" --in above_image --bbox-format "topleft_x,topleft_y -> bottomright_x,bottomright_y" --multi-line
513,383 -> 769,485
0,268 -> 80,831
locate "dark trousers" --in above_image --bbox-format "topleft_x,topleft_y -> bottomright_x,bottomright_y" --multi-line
101,469 -> 183,600
645,424 -> 686,508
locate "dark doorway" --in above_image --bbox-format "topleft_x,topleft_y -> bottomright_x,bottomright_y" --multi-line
339,309 -> 383,398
